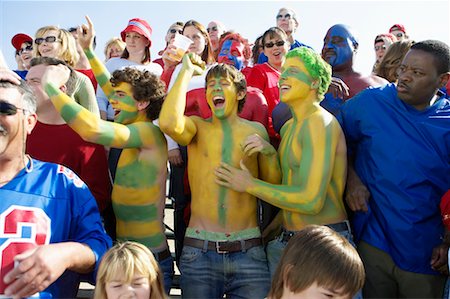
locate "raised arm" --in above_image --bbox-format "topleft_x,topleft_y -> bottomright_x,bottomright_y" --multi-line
159,54 -> 204,145
217,118 -> 344,215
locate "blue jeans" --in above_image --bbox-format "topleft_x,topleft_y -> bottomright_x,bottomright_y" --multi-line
179,245 -> 270,299
155,254 -> 174,294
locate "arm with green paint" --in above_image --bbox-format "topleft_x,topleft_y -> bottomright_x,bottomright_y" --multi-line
159,54 -> 204,146
216,118 -> 342,215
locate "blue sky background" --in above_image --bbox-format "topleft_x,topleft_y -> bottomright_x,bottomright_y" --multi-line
1,0 -> 449,74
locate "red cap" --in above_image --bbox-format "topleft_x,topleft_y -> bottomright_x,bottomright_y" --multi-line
11,33 -> 33,50
389,24 -> 406,34
120,18 -> 152,46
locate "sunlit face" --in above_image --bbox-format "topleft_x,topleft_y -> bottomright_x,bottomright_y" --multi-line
396,49 -> 445,110
105,272 -> 150,299
321,25 -> 355,70
37,30 -> 62,59
276,8 -> 297,34
107,44 -> 124,59
207,21 -> 225,50
281,282 -> 350,299
125,32 -> 149,55
206,73 -> 240,119
374,41 -> 387,63
279,57 -> 314,104
183,25 -> 206,56
263,33 -> 289,68
390,29 -> 406,41
26,64 -> 50,110
109,82 -> 140,124
218,40 -> 245,70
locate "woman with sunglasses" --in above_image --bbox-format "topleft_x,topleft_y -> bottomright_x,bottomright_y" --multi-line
247,27 -> 290,149
33,25 -> 99,116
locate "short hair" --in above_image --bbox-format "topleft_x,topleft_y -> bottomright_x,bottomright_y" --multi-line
205,63 -> 247,113
94,241 -> 166,299
277,7 -> 298,25
410,40 -> 450,74
103,37 -> 126,60
110,67 -> 166,121
0,80 -> 37,114
375,40 -> 415,82
262,27 -> 290,49
33,26 -> 80,67
268,225 -> 365,299
183,20 -> 216,65
217,31 -> 252,63
285,47 -> 332,101
29,56 -> 77,96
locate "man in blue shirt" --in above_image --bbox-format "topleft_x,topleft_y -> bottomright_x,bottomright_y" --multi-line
0,69 -> 111,298
340,40 -> 450,298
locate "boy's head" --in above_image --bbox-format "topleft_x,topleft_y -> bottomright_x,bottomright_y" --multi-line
94,241 -> 166,299
269,225 -> 365,299
205,63 -> 247,115
110,67 -> 166,123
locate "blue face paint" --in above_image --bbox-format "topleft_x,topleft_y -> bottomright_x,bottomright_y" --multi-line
218,40 -> 245,70
321,24 -> 355,68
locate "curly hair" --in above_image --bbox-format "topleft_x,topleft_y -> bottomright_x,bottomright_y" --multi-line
285,47 -> 332,101
205,63 -> 247,113
110,67 -> 166,120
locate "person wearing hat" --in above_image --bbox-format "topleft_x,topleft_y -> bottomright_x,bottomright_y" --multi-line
11,33 -> 33,79
389,23 -> 409,41
372,33 -> 396,72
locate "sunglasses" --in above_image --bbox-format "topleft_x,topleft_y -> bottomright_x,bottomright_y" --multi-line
0,101 -> 27,116
19,45 -> 33,55
264,41 -> 286,48
169,28 -> 183,34
374,45 -> 387,51
207,26 -> 218,33
276,13 -> 291,20
395,33 -> 404,38
34,36 -> 61,45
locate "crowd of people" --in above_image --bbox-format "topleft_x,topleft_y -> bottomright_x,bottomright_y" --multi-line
1,5 -> 449,299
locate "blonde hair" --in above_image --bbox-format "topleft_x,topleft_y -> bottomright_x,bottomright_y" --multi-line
104,37 -> 126,61
268,225 -> 365,299
33,26 -> 80,67
375,39 -> 415,82
94,241 -> 166,299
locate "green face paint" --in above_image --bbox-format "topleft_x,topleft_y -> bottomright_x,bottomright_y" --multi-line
111,83 -> 140,124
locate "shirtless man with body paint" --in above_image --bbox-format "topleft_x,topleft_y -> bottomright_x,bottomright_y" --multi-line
159,54 -> 281,299
38,16 -> 174,293
215,47 -> 349,277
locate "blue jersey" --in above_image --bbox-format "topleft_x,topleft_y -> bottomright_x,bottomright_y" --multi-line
341,83 -> 450,275
0,159 -> 112,298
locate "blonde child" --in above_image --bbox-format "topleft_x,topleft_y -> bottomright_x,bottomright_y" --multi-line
94,241 -> 167,299
268,225 -> 365,299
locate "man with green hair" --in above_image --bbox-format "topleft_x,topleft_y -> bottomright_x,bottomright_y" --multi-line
215,47 -> 350,276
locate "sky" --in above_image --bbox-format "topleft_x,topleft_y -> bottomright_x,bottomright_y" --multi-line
1,0 -> 449,74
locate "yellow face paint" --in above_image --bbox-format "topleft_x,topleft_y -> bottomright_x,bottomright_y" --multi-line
279,57 -> 314,104
206,74 -> 239,119
110,82 -> 139,125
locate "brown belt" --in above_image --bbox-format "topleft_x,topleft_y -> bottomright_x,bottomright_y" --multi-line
184,237 -> 262,253
154,248 -> 171,261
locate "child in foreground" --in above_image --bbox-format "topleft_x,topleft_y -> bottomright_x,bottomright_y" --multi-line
94,241 -> 167,299
268,225 -> 365,299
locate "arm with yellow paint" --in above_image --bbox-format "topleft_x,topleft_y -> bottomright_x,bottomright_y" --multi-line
41,64 -> 160,149
159,54 -> 205,145
216,116 -> 343,215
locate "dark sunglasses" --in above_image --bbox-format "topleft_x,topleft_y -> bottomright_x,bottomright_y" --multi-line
19,45 -> 33,55
276,13 -> 291,20
264,41 -> 285,48
395,33 -> 404,38
0,101 -> 27,116
169,28 -> 183,34
34,36 -> 60,45
207,26 -> 218,33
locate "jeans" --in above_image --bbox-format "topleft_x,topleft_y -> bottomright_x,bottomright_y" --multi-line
155,254 -> 174,294
179,245 -> 270,299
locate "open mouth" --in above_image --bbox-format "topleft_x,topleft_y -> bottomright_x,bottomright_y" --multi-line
280,84 -> 290,93
114,109 -> 121,118
213,96 -> 225,108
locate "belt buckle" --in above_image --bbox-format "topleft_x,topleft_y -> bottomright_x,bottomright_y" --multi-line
215,241 -> 228,254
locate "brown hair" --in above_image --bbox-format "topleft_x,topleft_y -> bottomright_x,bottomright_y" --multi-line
183,20 -> 215,65
375,40 -> 415,82
268,225 -> 365,299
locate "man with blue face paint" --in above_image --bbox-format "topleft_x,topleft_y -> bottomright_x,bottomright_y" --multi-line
272,24 -> 387,132
218,39 -> 245,71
